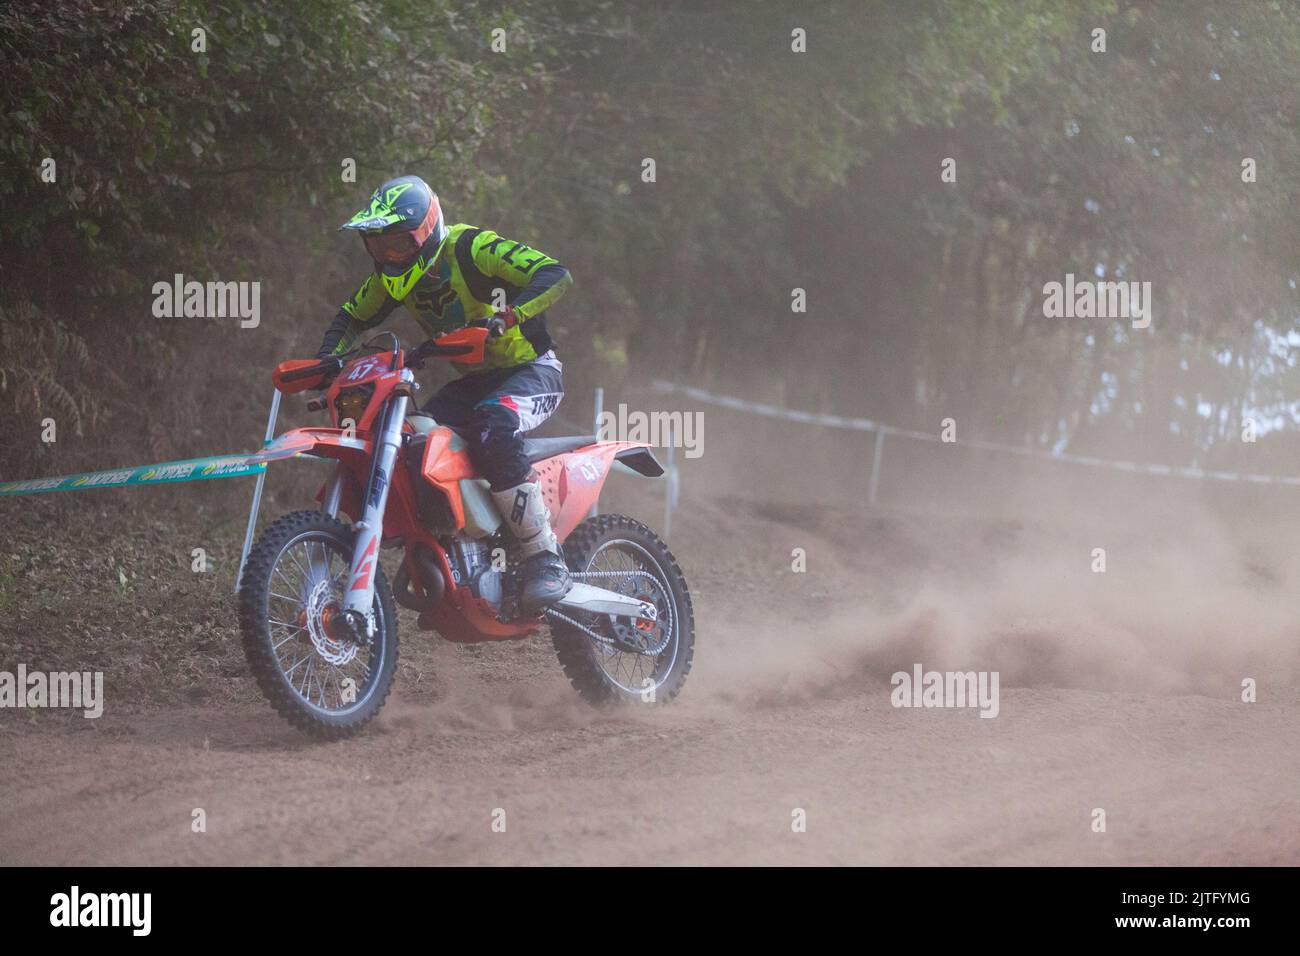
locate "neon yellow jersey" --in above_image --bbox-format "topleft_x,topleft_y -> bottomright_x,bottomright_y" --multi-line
324,223 -> 573,373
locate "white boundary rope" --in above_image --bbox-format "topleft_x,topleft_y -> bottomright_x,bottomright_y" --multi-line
650,379 -> 1300,488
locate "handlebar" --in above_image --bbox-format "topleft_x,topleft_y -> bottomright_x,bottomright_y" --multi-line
283,339 -> 469,383
278,328 -> 487,394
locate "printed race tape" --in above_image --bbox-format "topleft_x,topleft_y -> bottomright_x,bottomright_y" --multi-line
0,454 -> 267,496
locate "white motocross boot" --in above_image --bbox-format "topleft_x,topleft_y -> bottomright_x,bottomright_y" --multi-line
491,477 -> 572,614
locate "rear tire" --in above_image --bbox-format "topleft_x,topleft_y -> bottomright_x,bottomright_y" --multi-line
551,514 -> 694,704
238,510 -> 398,740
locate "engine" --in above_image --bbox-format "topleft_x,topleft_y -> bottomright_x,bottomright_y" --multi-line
447,537 -> 505,611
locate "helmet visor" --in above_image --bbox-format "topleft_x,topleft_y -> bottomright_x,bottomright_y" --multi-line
363,230 -> 421,265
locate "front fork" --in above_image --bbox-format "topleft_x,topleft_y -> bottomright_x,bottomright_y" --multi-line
341,371 -> 413,636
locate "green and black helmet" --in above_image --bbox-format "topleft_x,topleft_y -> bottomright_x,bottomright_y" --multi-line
340,175 -> 448,300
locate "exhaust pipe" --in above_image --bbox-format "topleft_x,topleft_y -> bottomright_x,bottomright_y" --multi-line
393,543 -> 446,612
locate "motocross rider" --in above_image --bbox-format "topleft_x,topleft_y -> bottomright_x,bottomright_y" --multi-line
318,175 -> 574,613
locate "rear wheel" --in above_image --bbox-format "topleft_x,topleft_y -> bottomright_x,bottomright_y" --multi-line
550,514 -> 694,704
238,510 -> 398,739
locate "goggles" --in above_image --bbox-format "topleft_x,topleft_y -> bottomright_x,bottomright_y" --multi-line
363,230 -> 421,265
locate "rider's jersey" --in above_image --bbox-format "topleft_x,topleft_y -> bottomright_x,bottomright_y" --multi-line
320,223 -> 573,374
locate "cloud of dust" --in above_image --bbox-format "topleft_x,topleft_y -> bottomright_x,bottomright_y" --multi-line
689,479 -> 1300,707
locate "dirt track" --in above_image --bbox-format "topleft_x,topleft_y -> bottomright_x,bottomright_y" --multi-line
2,491 -> 1298,865
3,686 -> 1297,865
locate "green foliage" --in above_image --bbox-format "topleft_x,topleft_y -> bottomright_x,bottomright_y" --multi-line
0,299 -> 93,470
0,0 -> 589,474
0,0 -> 572,303
1,0 -> 1298,480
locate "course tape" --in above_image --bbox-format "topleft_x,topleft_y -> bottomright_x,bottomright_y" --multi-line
650,379 -> 1300,488
0,430 -> 342,497
0,454 -> 265,496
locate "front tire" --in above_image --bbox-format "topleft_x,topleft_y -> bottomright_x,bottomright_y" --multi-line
238,510 -> 398,740
551,514 -> 695,704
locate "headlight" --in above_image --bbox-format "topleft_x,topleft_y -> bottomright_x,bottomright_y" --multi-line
334,385 -> 373,428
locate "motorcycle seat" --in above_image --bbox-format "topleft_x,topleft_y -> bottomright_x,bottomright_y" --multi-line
405,418 -> 594,464
521,435 -> 597,463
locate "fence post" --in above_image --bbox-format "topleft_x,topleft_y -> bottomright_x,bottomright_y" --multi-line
867,427 -> 886,507
589,386 -> 604,517
663,420 -> 675,539
236,388 -> 282,593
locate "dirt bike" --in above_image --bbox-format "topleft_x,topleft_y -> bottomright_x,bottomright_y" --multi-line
237,327 -> 694,739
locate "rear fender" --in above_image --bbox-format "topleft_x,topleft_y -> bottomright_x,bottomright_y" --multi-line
536,441 -> 660,541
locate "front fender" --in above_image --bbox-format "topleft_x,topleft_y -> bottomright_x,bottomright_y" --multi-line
246,427 -> 372,469
251,428 -> 376,522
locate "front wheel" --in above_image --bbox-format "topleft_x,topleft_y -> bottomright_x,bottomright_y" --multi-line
550,514 -> 695,704
238,510 -> 398,739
